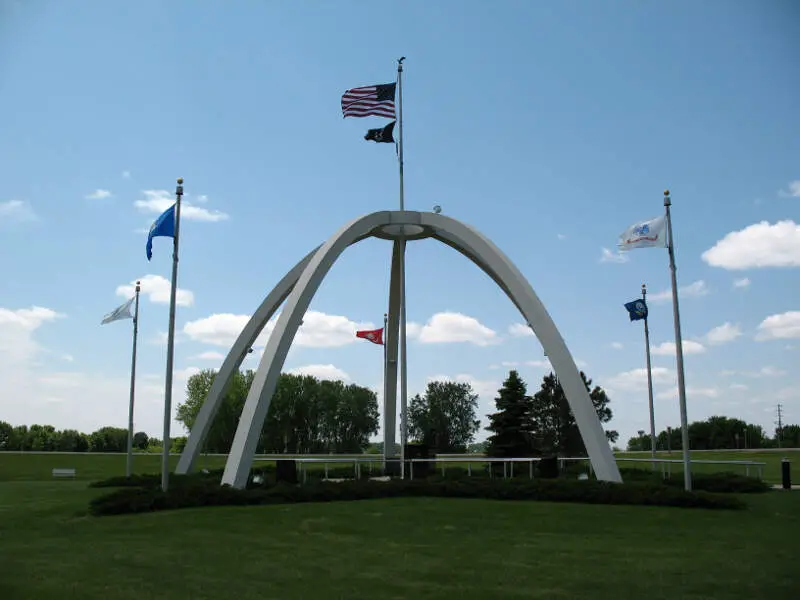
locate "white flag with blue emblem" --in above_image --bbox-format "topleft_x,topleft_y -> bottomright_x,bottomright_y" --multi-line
617,215 -> 668,251
101,297 -> 135,325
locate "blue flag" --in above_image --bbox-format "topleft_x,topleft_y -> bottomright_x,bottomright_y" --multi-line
624,299 -> 648,321
146,203 -> 176,261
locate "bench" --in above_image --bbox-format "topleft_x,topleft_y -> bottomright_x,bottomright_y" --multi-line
52,468 -> 76,479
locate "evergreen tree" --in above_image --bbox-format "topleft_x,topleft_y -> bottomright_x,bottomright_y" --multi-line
485,370 -> 535,457
531,371 -> 617,456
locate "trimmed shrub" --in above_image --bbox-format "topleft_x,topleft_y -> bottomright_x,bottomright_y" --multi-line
88,475 -> 745,517
617,468 -> 770,494
537,456 -> 559,479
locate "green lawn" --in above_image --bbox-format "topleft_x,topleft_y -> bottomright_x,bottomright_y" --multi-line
0,480 -> 798,600
1,450 -> 797,484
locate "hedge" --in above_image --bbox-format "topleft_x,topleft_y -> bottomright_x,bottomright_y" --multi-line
617,469 -> 771,494
89,465 -> 769,495
87,475 -> 745,517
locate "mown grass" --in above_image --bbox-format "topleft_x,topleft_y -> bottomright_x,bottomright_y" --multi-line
1,449 -> 796,484
0,480 -> 797,600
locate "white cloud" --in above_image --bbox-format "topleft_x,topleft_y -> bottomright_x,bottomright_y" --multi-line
0,306 -> 64,365
610,342 -> 624,350
557,233 -> 567,240
116,274 -> 195,307
525,359 -> 551,368
508,322 -> 534,337
600,248 -> 629,263
122,170 -> 131,179
701,220 -> 800,269
134,190 -> 229,222
721,367 -> 787,379
0,305 -> 195,437
750,366 -> 786,378
656,386 -> 720,401
175,366 -> 201,381
426,373 -> 499,400
650,340 -> 706,356
649,280 -> 709,303
606,367 -> 673,391
287,364 -> 350,381
704,322 -> 742,345
182,310 -> 374,349
730,383 -> 748,391
778,180 -> 800,198
417,312 -> 499,346
0,199 -> 37,222
755,311 -> 800,341
405,322 -> 422,338
733,277 -> 751,289
191,351 -> 225,361
85,189 -> 112,200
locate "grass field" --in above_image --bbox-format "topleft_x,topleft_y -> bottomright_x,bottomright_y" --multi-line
2,449 -> 797,484
1,452 -> 799,599
1,478 -> 798,600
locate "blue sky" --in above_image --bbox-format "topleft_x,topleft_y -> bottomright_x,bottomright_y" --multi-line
1,0 -> 798,447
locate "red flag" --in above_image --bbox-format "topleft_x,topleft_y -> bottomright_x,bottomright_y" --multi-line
356,327 -> 384,345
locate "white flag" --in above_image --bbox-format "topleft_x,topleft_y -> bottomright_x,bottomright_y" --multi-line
617,215 -> 668,251
101,297 -> 135,325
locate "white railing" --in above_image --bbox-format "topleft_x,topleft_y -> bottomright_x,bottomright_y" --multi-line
254,455 -> 766,482
2,450 -> 767,481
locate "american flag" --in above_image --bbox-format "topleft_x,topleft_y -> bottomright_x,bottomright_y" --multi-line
341,83 -> 396,118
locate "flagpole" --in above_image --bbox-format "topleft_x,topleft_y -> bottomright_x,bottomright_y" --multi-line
126,281 -> 141,478
395,57 -> 410,479
397,56 -> 405,211
641,283 -> 656,471
664,189 -> 692,491
161,178 -> 184,492
382,313 -> 389,470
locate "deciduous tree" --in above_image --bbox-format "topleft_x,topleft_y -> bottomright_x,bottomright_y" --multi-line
408,380 -> 480,453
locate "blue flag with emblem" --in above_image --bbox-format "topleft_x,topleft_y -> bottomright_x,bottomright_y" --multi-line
145,203 -> 176,261
624,299 -> 648,321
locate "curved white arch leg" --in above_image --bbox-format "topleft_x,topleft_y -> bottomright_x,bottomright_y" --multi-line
175,246 -> 320,475
221,213 -> 392,488
221,210 -> 621,488
421,213 -> 622,483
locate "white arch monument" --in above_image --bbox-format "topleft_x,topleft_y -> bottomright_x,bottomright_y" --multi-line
175,210 -> 623,488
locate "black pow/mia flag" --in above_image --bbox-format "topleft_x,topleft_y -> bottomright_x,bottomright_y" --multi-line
364,120 -> 396,144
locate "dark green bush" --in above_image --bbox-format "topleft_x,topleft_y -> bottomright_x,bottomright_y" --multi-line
617,468 -> 770,494
88,475 -> 745,517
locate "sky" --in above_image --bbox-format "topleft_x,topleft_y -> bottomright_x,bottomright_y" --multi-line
1,0 -> 798,449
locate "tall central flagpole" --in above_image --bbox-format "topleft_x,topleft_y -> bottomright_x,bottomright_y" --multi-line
126,281 -> 141,478
382,312 -> 389,466
664,190 -> 692,491
161,178 -> 184,492
397,56 -> 405,211
396,56 -> 409,478
642,283 -> 657,471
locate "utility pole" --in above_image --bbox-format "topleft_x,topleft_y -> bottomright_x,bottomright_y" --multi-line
776,404 -> 784,448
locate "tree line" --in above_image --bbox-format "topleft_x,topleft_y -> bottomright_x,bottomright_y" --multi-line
0,423 -> 165,453
406,369 -> 618,457
6,364 -> 791,457
176,370 -> 380,454
626,416 -> 800,451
